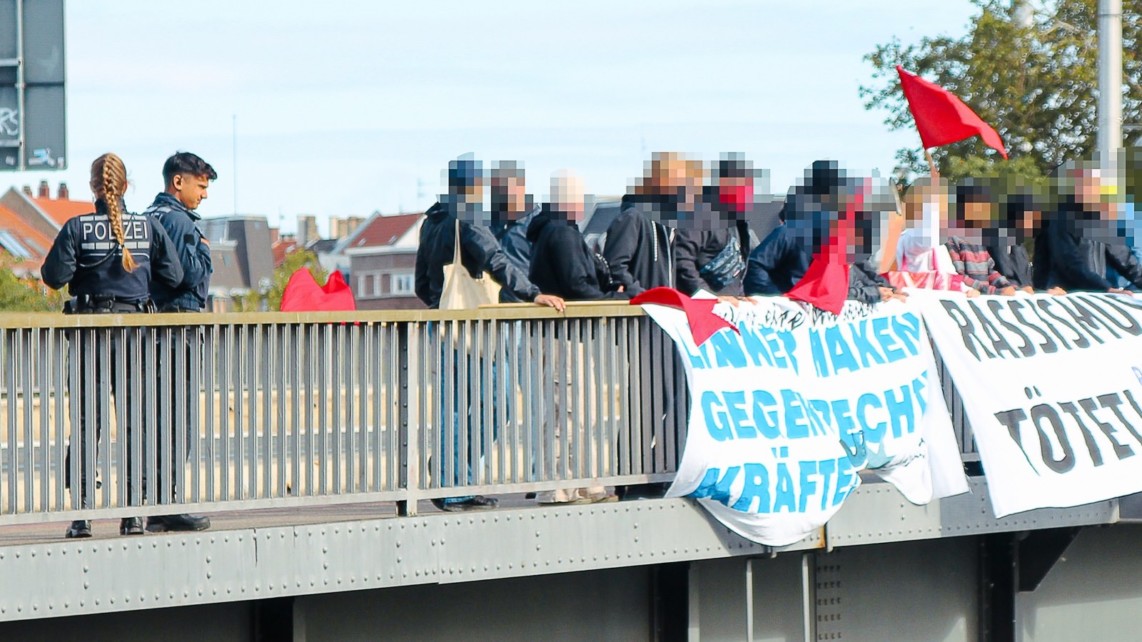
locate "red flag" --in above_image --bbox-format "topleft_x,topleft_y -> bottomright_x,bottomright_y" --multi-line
280,268 -> 357,312
631,287 -> 738,346
784,185 -> 866,315
896,65 -> 1007,159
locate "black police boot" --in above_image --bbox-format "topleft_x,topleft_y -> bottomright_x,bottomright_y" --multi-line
65,520 -> 92,539
119,517 -> 144,536
147,514 -> 211,533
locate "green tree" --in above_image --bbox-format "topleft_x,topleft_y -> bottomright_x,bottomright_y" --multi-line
861,0 -> 1142,186
233,249 -> 329,312
0,253 -> 67,311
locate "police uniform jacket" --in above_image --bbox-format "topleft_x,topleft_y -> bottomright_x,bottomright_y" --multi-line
145,192 -> 212,311
41,199 -> 184,304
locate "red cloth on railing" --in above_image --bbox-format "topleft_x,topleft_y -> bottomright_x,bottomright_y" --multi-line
631,287 -> 737,346
280,268 -> 357,312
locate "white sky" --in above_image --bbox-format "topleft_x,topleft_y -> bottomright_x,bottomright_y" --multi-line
5,0 -> 979,236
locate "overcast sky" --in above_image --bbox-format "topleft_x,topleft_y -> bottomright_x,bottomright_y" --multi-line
5,1 -> 979,235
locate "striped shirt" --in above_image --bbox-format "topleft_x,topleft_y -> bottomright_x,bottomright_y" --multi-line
945,236 -> 1011,294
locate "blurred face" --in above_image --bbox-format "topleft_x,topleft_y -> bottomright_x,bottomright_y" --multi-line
718,176 -> 753,214
1075,171 -> 1102,209
961,200 -> 992,227
170,173 -> 210,210
650,156 -> 687,198
492,176 -> 527,217
460,178 -> 484,205
1019,209 -> 1041,236
551,172 -> 585,223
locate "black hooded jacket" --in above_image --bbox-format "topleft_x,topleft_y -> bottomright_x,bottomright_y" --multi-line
674,206 -> 752,296
414,200 -> 540,309
527,208 -> 627,301
984,229 -> 1033,289
1041,201 -> 1142,291
602,194 -> 676,296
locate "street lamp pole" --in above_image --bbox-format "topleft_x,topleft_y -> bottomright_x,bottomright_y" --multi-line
1098,0 -> 1123,169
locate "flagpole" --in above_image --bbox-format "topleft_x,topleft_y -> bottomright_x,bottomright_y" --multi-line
924,149 -> 939,179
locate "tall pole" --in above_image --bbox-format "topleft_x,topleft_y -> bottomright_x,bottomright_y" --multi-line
1098,0 -> 1123,170
232,114 -> 238,215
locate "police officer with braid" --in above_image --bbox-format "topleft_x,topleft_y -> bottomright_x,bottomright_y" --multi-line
42,152 -> 183,539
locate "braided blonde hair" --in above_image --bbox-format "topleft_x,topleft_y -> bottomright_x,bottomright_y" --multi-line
89,153 -> 136,272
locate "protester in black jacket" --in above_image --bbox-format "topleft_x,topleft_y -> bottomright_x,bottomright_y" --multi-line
987,193 -> 1037,291
604,152 -> 703,296
414,157 -> 563,312
528,207 -> 626,301
675,156 -> 755,296
490,161 -> 541,301
744,161 -> 842,296
604,193 -> 676,296
1041,165 -> 1142,292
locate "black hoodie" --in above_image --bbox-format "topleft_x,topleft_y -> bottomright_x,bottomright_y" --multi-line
602,194 -> 676,296
1042,199 -> 1142,291
527,208 -> 627,301
414,200 -> 540,309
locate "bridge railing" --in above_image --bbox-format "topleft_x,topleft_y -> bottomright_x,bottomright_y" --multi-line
0,303 -> 974,524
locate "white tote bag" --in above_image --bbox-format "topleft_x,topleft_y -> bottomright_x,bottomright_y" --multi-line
439,219 -> 501,310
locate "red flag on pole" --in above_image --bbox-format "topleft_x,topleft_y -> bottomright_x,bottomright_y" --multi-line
280,268 -> 357,312
896,65 -> 1007,158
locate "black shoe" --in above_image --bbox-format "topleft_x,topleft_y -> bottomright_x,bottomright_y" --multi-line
65,520 -> 91,539
524,492 -> 537,500
439,496 -> 498,512
618,483 -> 669,501
119,517 -> 144,536
146,514 -> 211,532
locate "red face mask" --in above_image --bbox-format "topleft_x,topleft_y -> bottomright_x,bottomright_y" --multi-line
718,183 -> 752,213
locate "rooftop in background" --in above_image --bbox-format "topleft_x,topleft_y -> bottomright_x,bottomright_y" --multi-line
337,212 -> 423,253
0,203 -> 55,277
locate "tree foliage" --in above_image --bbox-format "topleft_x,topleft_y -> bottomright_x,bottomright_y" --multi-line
861,0 -> 1142,185
233,249 -> 328,312
0,254 -> 67,311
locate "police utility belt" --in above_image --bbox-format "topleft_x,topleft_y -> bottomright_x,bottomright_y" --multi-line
64,295 -> 154,315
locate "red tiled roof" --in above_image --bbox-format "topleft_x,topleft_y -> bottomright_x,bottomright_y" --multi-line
271,238 -> 300,268
348,213 -> 421,248
0,204 -> 57,276
33,197 -> 92,226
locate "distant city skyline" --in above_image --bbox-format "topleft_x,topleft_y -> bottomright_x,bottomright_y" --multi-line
3,1 -> 978,237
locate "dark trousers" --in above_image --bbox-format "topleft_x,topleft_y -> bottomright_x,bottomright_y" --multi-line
154,309 -> 202,504
65,325 -> 143,508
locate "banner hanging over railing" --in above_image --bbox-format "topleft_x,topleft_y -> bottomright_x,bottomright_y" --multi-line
642,294 -> 969,546
913,291 -> 1142,517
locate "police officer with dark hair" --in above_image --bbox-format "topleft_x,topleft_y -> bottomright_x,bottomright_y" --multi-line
143,150 -> 218,533
41,152 -> 184,539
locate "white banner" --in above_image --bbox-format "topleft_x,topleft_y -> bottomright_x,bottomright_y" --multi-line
913,290 -> 1142,517
644,296 -> 968,546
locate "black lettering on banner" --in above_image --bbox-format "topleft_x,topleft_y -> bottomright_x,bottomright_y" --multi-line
940,299 -> 996,360
1077,397 -> 1135,461
994,389 -> 1142,476
1007,299 -> 1058,354
1082,294 -> 1142,335
1031,402 -> 1075,473
1097,392 -> 1142,446
1057,401 -> 1104,466
967,302 -> 1020,358
1053,296 -> 1119,343
986,299 -> 1035,357
1035,299 -> 1089,349
994,407 -> 1040,473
